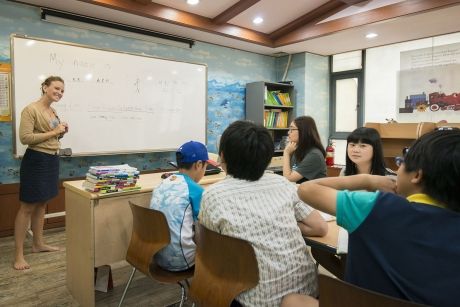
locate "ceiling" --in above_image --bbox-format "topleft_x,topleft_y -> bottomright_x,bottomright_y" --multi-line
11,0 -> 460,55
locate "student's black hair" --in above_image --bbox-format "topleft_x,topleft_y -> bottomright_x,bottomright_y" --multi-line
219,120 -> 274,181
345,127 -> 387,176
404,129 -> 460,212
293,116 -> 326,162
175,152 -> 196,170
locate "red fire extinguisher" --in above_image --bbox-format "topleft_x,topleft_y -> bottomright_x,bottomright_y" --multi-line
326,140 -> 335,166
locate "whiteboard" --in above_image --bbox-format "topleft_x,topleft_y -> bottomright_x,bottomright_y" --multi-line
11,35 -> 207,156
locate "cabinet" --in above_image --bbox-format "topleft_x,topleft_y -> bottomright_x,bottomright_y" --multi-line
365,122 -> 436,170
246,81 -> 295,154
367,121 -> 460,171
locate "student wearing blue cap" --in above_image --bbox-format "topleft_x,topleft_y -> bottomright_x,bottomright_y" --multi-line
149,140 -> 209,271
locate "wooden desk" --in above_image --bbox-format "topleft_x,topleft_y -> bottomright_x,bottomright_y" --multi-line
305,221 -> 340,253
305,221 -> 347,279
64,172 -> 225,307
327,166 -> 342,177
267,157 -> 343,177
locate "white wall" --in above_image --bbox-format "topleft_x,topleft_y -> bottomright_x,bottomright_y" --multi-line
332,32 -> 460,165
365,32 -> 460,123
332,139 -> 347,166
304,52 -> 330,147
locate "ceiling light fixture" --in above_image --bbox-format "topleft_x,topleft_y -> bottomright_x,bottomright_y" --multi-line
187,0 -> 199,5
366,33 -> 378,39
253,17 -> 263,25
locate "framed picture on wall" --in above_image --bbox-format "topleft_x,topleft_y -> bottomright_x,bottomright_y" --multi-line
397,43 -> 460,123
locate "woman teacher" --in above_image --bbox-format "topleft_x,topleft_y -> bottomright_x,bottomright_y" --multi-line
14,76 -> 68,270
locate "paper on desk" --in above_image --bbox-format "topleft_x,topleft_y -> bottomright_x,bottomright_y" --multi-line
337,226 -> 349,254
319,211 -> 336,222
95,265 -> 111,292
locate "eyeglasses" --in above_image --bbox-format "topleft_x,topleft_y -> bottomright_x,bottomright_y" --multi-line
436,126 -> 459,131
395,156 -> 404,167
402,147 -> 409,155
288,128 -> 298,133
395,147 -> 409,167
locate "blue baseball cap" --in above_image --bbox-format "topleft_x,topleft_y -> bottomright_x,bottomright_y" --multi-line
177,141 -> 209,163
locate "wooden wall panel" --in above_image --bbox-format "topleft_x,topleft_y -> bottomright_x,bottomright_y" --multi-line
0,189 -> 20,236
0,182 -> 66,237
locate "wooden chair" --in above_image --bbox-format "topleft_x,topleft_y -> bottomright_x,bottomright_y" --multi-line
189,224 -> 259,307
311,248 -> 347,280
118,202 -> 194,307
318,274 -> 428,307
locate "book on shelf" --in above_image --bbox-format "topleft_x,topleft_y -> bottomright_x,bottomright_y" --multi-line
272,91 -> 283,105
265,90 -> 277,105
264,109 -> 289,128
265,90 -> 292,106
278,92 -> 292,106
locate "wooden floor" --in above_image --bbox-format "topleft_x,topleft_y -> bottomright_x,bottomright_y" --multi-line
0,227 -> 335,306
0,228 -> 192,306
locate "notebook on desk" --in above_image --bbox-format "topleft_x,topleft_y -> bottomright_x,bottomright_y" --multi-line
337,227 -> 349,254
303,204 -> 336,222
168,161 -> 222,176
266,166 -> 283,174
267,156 -> 283,174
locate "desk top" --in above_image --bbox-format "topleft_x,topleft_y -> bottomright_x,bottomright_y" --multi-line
304,221 -> 340,254
63,171 -> 226,200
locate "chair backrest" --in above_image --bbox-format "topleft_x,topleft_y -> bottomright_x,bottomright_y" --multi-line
189,224 -> 259,307
318,274 -> 428,307
126,201 -> 171,278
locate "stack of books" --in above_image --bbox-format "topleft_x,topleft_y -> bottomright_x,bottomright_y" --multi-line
83,164 -> 141,193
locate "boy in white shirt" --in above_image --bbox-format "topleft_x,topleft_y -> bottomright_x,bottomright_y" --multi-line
199,120 -> 328,306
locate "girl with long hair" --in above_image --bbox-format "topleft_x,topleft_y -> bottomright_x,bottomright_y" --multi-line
283,116 -> 326,183
342,127 -> 394,176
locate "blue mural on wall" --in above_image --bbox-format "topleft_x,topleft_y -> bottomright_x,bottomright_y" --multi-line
0,0 -> 274,184
207,80 -> 245,153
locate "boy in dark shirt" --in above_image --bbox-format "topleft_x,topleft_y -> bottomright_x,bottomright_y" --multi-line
287,129 -> 460,307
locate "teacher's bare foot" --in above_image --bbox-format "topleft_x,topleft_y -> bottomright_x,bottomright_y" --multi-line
13,257 -> 30,270
32,244 -> 60,253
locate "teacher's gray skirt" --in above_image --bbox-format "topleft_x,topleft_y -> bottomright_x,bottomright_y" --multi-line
19,148 -> 59,203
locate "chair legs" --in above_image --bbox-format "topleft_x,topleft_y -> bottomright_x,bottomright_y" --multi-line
118,267 -> 191,307
177,281 -> 186,307
186,279 -> 196,307
118,267 -> 137,307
